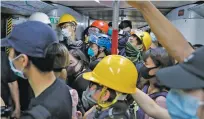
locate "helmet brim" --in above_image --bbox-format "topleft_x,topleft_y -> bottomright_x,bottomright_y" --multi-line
83,72 -> 100,84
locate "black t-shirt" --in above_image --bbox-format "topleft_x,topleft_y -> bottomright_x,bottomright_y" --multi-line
21,79 -> 72,119
1,50 -> 17,105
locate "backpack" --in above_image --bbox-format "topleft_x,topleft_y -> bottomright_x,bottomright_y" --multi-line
136,84 -> 168,119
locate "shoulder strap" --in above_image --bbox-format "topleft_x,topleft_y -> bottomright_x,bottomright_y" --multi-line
149,91 -> 168,100
142,84 -> 149,94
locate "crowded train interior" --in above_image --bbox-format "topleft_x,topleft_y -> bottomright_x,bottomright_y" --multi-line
1,1 -> 204,119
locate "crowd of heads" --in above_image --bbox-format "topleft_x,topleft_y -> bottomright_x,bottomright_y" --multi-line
1,5 -> 204,118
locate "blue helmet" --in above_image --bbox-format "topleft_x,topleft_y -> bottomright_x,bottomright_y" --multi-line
88,33 -> 111,50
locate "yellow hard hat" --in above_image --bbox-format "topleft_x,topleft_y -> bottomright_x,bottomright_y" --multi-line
137,32 -> 152,51
83,55 -> 138,94
58,14 -> 77,26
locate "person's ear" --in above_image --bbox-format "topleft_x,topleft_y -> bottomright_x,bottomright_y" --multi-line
72,26 -> 76,32
101,90 -> 110,102
20,54 -> 29,68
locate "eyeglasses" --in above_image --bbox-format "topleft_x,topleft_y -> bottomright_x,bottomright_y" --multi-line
61,24 -> 75,29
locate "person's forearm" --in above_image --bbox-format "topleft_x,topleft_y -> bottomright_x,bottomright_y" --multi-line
134,2 -> 194,62
8,81 -> 20,110
131,88 -> 170,119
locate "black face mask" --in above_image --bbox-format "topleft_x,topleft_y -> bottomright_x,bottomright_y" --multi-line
140,65 -> 158,79
67,61 -> 79,76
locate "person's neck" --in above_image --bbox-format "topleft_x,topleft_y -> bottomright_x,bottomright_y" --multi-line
54,72 -> 61,78
148,80 -> 159,95
27,68 -> 56,97
71,34 -> 76,41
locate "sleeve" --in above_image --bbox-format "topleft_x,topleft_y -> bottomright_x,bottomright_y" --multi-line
7,69 -> 17,83
155,96 -> 167,109
145,96 -> 167,119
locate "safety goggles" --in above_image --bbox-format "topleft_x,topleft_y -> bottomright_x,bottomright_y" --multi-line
88,27 -> 102,35
61,23 -> 75,29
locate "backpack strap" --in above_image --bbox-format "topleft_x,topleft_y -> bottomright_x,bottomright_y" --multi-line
149,91 -> 168,100
142,84 -> 149,94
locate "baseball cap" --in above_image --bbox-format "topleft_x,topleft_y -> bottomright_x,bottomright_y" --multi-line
156,47 -> 204,89
1,21 -> 58,58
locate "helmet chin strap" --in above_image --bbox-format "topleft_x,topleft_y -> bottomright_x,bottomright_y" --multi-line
97,86 -> 122,109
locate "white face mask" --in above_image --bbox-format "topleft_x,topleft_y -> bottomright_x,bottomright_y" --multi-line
62,28 -> 72,38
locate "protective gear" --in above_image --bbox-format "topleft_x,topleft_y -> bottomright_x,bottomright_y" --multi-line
82,87 -> 97,110
67,61 -> 79,76
9,55 -> 26,79
166,89 -> 204,119
107,28 -> 113,36
88,48 -> 95,57
62,28 -> 72,38
137,32 -> 152,51
97,87 -> 123,108
88,27 -> 100,35
88,33 -> 111,51
58,14 -> 77,26
28,12 -> 51,24
83,55 -> 138,94
140,65 -> 157,79
91,20 -> 109,34
131,31 -> 152,51
125,42 -> 143,63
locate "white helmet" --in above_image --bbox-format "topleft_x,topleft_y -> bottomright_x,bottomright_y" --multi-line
28,12 -> 51,24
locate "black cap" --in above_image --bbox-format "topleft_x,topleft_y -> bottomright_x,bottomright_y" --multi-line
156,47 -> 204,89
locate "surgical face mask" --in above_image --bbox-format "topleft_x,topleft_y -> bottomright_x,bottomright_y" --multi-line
9,55 -> 26,79
167,89 -> 204,119
82,87 -> 97,110
140,65 -> 157,79
88,48 -> 95,57
62,28 -> 72,38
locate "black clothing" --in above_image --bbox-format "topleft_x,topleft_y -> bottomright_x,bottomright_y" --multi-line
21,79 -> 72,119
1,50 -> 17,105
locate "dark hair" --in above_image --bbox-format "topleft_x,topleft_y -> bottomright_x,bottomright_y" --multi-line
131,34 -> 142,45
69,49 -> 89,66
14,44 -> 56,72
143,48 -> 173,91
82,26 -> 90,42
188,42 -> 194,49
193,44 -> 203,49
107,88 -> 117,102
119,20 -> 132,29
143,48 -> 174,68
108,22 -> 112,27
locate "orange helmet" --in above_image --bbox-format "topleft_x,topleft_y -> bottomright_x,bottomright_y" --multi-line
91,20 -> 109,34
